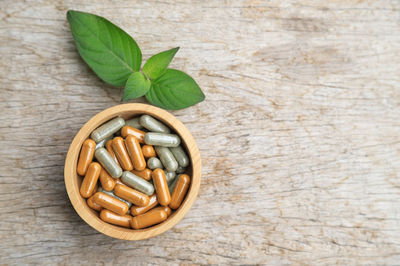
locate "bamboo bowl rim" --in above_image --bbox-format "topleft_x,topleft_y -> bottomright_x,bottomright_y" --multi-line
64,103 -> 201,240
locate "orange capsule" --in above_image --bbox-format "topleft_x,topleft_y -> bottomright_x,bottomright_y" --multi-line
142,145 -> 156,158
125,135 -> 146,171
152,169 -> 171,206
77,139 -> 96,176
87,195 -> 102,211
106,139 -> 119,165
99,168 -> 116,191
80,162 -> 101,198
130,194 -> 158,216
114,184 -> 150,207
100,209 -> 131,228
92,192 -> 129,215
130,208 -> 168,229
169,174 -> 191,209
153,206 -> 172,216
112,137 -> 133,171
131,168 -> 152,181
121,126 -> 145,143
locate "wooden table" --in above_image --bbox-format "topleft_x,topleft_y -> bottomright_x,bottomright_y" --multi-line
1,1 -> 400,264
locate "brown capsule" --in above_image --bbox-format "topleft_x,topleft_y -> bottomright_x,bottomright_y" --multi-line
131,168 -> 152,181
87,195 -> 102,211
130,208 -> 168,229
80,162 -> 101,198
121,126 -> 145,143
112,137 -> 133,171
92,192 -> 129,215
114,184 -> 150,207
125,135 -> 146,171
100,209 -> 131,228
152,169 -> 171,206
142,145 -> 156,158
77,139 -> 96,176
153,206 -> 172,217
130,194 -> 158,216
169,174 -> 191,209
99,168 -> 116,191
105,139 -> 119,165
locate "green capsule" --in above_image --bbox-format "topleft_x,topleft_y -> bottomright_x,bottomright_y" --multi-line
94,148 -> 122,178
91,117 -> 125,143
139,115 -> 171,133
166,171 -> 176,183
147,157 -> 163,170
168,175 -> 180,194
155,146 -> 178,172
95,135 -> 112,150
125,117 -> 144,130
144,133 -> 180,147
98,187 -> 132,208
121,171 -> 154,196
170,146 -> 189,167
176,166 -> 186,174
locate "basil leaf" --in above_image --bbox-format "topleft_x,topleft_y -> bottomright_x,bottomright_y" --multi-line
123,72 -> 151,101
145,69 -> 205,110
142,47 -> 179,80
67,10 -> 142,86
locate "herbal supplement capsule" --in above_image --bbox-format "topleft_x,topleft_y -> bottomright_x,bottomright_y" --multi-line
121,126 -> 145,143
125,135 -> 146,171
112,137 -> 133,171
141,145 -> 156,158
168,175 -> 179,194
131,168 -> 152,181
99,168 -> 116,191
105,140 -> 119,165
92,192 -> 129,215
77,139 -> 96,176
87,195 -> 102,211
152,169 -> 171,206
130,194 -> 158,216
95,135 -> 112,150
98,187 -> 131,207
100,209 -> 131,228
170,146 -> 189,167
114,184 -> 150,207
147,157 -> 163,170
125,117 -> 144,130
144,133 -> 181,147
155,146 -> 178,172
169,174 -> 191,209
139,115 -> 171,133
176,166 -> 186,174
80,162 -> 101,198
121,171 -> 154,196
166,171 -> 176,183
130,208 -> 168,229
95,148 -> 123,178
153,206 -> 172,217
91,117 -> 125,143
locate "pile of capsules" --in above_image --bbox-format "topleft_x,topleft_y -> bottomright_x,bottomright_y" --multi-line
77,114 -> 191,229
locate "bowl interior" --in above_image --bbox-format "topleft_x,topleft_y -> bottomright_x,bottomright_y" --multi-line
64,104 -> 201,240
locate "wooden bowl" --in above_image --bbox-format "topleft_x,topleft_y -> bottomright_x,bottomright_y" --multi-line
64,103 -> 201,240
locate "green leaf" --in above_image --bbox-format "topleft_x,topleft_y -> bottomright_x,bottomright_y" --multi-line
123,72 -> 151,101
67,10 -> 142,86
145,69 -> 205,110
142,47 -> 179,80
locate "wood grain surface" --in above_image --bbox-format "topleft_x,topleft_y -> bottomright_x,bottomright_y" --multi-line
1,0 -> 400,264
